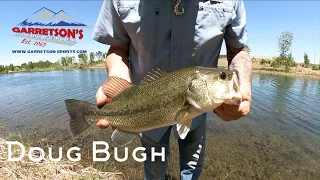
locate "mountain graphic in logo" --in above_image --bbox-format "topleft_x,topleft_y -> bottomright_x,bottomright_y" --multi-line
17,7 -> 87,27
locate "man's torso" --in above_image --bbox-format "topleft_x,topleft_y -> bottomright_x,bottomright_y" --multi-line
114,0 -> 237,84
94,0 -> 240,141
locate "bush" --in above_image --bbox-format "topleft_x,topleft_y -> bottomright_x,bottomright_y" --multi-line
271,59 -> 281,68
260,59 -> 270,65
284,65 -> 290,72
312,64 -> 320,70
272,56 -> 295,67
270,55 -> 296,71
285,54 -> 295,67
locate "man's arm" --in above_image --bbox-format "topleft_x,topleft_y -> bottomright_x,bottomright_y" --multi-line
96,45 -> 131,107
93,0 -> 131,83
92,1 -> 133,128
96,45 -> 131,128
215,0 -> 252,121
227,45 -> 252,99
105,45 -> 131,82
215,45 -> 252,121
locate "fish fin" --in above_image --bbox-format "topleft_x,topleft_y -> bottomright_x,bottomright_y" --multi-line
187,97 -> 202,109
140,68 -> 167,85
176,105 -> 202,123
176,119 -> 192,139
65,99 -> 97,136
176,107 -> 189,121
111,129 -> 137,147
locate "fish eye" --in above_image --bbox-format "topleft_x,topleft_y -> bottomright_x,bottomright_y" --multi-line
219,71 -> 227,80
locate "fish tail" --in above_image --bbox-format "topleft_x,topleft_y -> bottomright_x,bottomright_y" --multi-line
65,99 -> 100,136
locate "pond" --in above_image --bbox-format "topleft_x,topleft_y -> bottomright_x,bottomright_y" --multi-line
0,69 -> 319,179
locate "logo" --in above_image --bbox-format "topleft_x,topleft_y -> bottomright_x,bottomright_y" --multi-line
12,7 -> 90,47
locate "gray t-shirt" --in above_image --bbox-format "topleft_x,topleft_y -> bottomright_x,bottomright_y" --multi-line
93,0 -> 248,142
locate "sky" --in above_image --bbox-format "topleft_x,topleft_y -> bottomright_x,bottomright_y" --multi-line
0,0 -> 319,66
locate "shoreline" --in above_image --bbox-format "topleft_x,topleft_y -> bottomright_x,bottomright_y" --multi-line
0,64 -> 105,75
2,61 -> 319,79
253,69 -> 320,79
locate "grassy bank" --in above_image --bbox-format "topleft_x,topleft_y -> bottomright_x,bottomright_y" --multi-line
218,58 -> 320,79
0,62 -> 106,75
2,58 -> 319,79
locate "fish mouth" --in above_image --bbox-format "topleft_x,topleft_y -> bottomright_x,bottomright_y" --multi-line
224,70 -> 242,105
231,69 -> 240,93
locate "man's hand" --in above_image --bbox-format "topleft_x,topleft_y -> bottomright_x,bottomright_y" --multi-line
96,86 -> 111,128
216,45 -> 252,121
215,92 -> 251,121
95,76 -> 133,128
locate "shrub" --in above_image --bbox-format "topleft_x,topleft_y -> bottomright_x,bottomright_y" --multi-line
260,59 -> 270,65
312,64 -> 319,70
270,55 -> 296,71
284,65 -> 290,72
304,53 -> 310,67
285,54 -> 295,67
271,58 -> 281,68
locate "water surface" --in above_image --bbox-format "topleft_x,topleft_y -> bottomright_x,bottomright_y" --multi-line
0,70 -> 319,179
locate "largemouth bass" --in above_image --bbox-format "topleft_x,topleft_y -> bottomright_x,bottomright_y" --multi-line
65,66 -> 242,146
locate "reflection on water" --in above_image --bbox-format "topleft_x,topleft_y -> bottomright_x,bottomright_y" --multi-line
0,69 -> 107,131
0,70 -> 320,179
301,78 -> 309,94
317,80 -> 320,95
271,75 -> 295,111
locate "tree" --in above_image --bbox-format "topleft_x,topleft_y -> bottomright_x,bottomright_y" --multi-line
95,51 -> 103,60
45,60 -> 52,68
64,56 -> 73,66
89,52 -> 95,64
28,61 -> 34,69
71,56 -> 75,65
9,64 -> 14,71
21,63 -> 27,69
78,53 -> 88,65
61,57 -> 67,66
0,65 -> 5,72
304,53 -> 310,67
273,31 -> 295,71
278,31 -> 293,58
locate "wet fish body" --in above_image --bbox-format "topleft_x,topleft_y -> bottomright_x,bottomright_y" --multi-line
65,66 -> 241,146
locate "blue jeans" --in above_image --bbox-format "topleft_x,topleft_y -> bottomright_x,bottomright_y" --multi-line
140,119 -> 206,180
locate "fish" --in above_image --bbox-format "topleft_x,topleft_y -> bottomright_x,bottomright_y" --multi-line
64,66 -> 242,147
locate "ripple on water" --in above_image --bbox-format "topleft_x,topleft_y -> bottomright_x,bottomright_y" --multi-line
0,70 -> 320,178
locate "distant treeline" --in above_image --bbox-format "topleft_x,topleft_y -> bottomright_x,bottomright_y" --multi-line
0,51 -> 107,73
